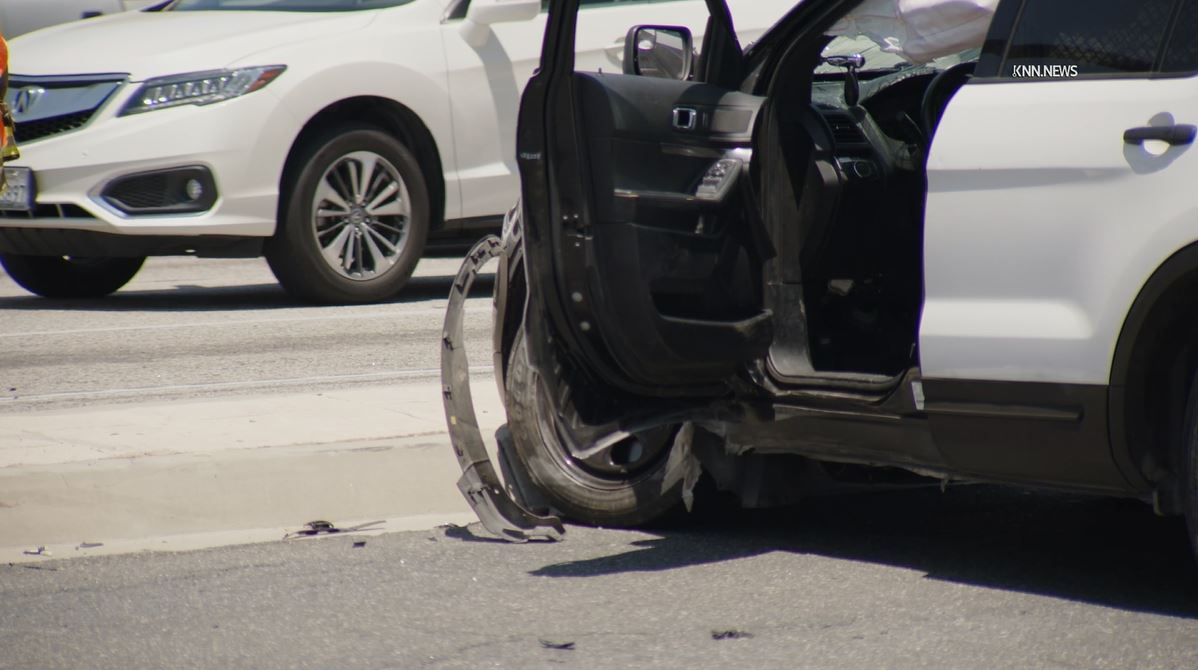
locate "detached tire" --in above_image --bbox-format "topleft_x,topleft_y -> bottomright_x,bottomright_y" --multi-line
266,125 -> 429,304
0,254 -> 144,298
504,329 -> 685,527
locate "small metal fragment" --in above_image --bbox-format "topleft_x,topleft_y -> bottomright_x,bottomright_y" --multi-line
539,640 -> 576,650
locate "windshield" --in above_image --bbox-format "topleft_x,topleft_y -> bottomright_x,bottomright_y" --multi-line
818,36 -> 980,74
168,0 -> 412,10
819,0 -> 995,71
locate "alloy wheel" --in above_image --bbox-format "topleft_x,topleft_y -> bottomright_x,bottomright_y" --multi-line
310,150 -> 411,281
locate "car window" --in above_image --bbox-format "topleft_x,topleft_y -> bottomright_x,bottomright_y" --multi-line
818,37 -> 981,74
1000,0 -> 1175,78
1162,0 -> 1198,74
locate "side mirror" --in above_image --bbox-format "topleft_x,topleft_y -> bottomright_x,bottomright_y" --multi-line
461,0 -> 541,48
622,25 -> 694,80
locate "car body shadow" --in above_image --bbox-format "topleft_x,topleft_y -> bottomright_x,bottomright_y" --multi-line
0,274 -> 495,313
530,485 -> 1198,618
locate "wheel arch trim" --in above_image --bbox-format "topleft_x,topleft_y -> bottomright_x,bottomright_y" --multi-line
279,94 -> 449,234
1109,239 -> 1198,495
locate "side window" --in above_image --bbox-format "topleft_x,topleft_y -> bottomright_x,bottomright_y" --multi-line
1001,0 -> 1175,78
1162,0 -> 1198,74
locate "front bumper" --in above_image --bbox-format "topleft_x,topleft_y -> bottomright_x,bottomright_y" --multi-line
0,79 -> 292,241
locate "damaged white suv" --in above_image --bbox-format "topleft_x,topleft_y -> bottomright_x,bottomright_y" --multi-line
0,0 -> 788,302
442,0 -> 1198,563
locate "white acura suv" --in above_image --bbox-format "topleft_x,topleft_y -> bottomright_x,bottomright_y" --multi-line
0,0 -> 788,303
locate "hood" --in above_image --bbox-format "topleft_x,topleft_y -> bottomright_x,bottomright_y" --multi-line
8,9 -> 376,81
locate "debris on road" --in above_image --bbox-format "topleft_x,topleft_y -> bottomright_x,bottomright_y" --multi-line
352,540 -> 367,548
23,546 -> 50,557
538,639 -> 576,651
440,236 -> 564,543
284,520 -> 385,540
711,630 -> 754,641
76,542 -> 104,550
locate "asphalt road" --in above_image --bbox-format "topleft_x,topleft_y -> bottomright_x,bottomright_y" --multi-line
3,486 -> 1198,669
0,255 -> 494,410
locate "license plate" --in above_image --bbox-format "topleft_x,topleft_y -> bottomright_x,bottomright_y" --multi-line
0,167 -> 33,211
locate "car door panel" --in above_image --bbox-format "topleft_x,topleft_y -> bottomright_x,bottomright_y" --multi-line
517,0 -> 776,396
577,73 -> 760,216
568,72 -> 773,389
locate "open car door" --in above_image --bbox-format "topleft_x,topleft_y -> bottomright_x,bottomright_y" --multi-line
516,0 -> 775,401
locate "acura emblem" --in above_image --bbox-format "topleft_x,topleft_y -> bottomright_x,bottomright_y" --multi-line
14,86 -> 46,115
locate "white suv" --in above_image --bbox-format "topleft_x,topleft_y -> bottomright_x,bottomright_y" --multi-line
441,0 -> 1198,563
0,0 -> 788,303
0,1 -> 159,39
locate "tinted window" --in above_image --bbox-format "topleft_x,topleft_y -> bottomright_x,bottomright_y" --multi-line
1002,0 -> 1175,78
1162,0 -> 1198,73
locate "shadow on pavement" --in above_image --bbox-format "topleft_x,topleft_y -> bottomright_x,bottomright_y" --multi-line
0,274 -> 495,313
528,485 -> 1198,618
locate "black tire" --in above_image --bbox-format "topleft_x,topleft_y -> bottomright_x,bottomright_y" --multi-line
504,329 -> 685,527
0,254 -> 144,298
1183,372 -> 1198,564
265,125 -> 430,304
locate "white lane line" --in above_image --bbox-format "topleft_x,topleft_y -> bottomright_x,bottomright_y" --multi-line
0,366 -> 495,404
0,306 -> 491,339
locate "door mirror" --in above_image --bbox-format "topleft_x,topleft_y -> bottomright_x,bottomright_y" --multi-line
460,0 -> 541,47
622,26 -> 694,80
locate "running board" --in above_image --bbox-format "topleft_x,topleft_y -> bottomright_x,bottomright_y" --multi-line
440,236 -> 565,542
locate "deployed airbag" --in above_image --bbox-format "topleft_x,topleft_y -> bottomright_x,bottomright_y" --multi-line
827,0 -> 998,65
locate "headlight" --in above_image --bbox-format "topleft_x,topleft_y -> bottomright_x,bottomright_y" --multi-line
119,65 -> 286,116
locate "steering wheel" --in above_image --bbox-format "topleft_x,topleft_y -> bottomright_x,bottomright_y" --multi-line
920,61 -> 976,142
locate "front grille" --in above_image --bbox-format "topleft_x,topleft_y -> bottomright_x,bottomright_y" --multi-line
13,110 -> 94,144
0,203 -> 95,220
6,74 -> 125,144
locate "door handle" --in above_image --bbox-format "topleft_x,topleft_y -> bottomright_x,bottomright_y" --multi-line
673,107 -> 698,131
1123,124 -> 1197,146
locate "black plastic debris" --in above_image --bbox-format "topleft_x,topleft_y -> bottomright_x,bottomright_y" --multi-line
711,630 -> 754,641
284,520 -> 384,540
539,640 -> 576,650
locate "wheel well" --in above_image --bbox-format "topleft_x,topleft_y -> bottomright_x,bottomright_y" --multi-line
280,97 -> 446,231
1111,241 -> 1198,511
